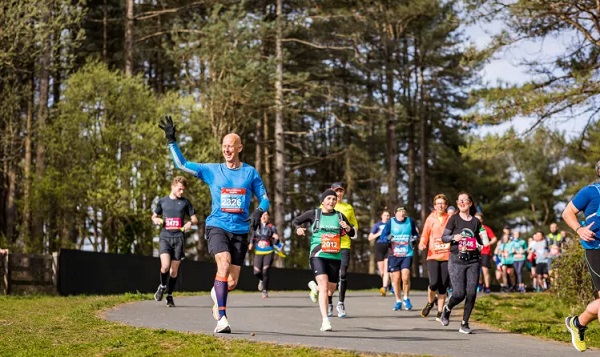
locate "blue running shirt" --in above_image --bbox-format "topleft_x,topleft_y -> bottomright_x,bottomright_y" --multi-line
168,143 -> 269,234
572,183 -> 600,249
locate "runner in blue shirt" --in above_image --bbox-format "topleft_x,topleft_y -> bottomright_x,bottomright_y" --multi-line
159,116 -> 269,334
379,206 -> 419,311
563,160 -> 600,352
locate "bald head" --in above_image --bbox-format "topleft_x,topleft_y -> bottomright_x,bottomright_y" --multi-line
222,133 -> 243,168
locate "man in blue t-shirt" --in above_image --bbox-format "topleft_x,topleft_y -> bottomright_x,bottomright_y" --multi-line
563,159 -> 600,352
159,116 -> 270,334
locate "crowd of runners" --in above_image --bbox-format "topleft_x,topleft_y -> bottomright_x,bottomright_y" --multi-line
153,116 -> 600,352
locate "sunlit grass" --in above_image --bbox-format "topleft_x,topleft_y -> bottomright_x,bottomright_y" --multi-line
0,293 -> 420,357
472,292 -> 600,346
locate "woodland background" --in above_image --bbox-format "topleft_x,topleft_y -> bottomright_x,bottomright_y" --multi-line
2,0 -> 600,274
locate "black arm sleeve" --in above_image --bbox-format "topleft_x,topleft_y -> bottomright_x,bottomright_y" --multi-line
340,213 -> 356,237
292,210 -> 316,227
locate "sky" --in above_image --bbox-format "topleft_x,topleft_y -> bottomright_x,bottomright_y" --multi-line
465,21 -> 588,140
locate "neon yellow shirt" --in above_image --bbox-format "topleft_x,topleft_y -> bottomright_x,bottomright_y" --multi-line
334,201 -> 358,249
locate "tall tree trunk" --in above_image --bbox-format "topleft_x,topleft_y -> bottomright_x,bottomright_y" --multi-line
23,80 -> 33,246
273,0 -> 285,250
385,65 -> 398,208
124,0 -> 134,77
103,0 -> 108,63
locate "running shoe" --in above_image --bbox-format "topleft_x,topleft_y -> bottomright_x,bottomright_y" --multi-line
337,302 -> 347,318
435,311 -> 442,322
484,287 -> 491,294
379,287 -> 387,296
320,319 -> 332,332
565,316 -> 587,352
403,298 -> 413,310
262,290 -> 268,298
459,322 -> 472,334
214,316 -> 231,333
393,301 -> 402,311
166,295 -> 175,307
154,284 -> 166,301
440,305 -> 451,326
258,279 -> 263,292
211,287 -> 219,320
308,281 -> 318,303
327,304 -> 333,317
389,286 -> 394,294
420,302 -> 434,317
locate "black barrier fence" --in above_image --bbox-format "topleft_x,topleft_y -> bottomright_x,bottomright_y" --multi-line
58,249 -> 430,295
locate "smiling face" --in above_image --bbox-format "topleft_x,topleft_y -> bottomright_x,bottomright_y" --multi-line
434,198 -> 448,215
261,211 -> 269,224
456,194 -> 472,214
322,194 -> 338,211
334,187 -> 345,201
222,133 -> 242,166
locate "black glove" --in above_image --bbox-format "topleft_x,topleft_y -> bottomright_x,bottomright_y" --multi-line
158,115 -> 177,144
249,208 -> 263,230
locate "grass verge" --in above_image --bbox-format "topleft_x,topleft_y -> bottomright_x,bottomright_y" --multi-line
472,292 -> 600,347
0,293 -> 419,357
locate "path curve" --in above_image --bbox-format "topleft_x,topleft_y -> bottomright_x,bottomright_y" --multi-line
104,291 -> 596,357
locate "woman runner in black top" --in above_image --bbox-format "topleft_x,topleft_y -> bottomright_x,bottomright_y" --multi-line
439,192 -> 484,334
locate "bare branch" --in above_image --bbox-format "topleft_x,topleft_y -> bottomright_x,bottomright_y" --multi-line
281,37 -> 353,50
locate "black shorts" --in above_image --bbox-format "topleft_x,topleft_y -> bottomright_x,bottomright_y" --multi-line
341,248 -> 350,267
159,234 -> 185,260
585,249 -> 600,292
206,226 -> 248,266
375,243 -> 390,262
480,254 -> 492,269
310,257 -> 341,283
536,262 -> 549,276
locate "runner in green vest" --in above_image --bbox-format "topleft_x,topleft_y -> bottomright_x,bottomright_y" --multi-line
292,189 -> 356,332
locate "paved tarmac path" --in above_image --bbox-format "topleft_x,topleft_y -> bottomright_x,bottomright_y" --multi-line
104,290 -> 598,357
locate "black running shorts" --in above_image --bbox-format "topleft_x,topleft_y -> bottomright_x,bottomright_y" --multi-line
206,226 -> 248,266
480,254 -> 492,269
310,257 -> 341,283
159,234 -> 185,260
375,243 -> 390,262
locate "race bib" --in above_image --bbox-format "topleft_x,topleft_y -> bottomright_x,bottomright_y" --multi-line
458,237 -> 477,252
392,242 -> 409,257
220,188 -> 246,213
432,238 -> 450,255
164,217 -> 182,230
257,240 -> 271,249
321,233 -> 341,253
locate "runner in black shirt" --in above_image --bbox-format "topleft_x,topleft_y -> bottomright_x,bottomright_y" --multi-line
151,176 -> 198,307
439,192 -> 485,334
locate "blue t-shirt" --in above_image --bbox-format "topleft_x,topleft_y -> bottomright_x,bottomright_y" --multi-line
169,143 -> 270,234
572,183 -> 600,249
370,221 -> 388,244
380,217 -> 419,258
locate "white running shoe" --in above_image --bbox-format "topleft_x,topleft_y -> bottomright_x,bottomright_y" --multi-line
210,287 -> 219,320
214,316 -> 231,333
320,319 -> 332,332
258,279 -> 263,292
308,281 -> 318,303
337,302 -> 347,318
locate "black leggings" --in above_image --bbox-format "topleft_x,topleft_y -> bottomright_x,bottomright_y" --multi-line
513,260 -> 525,285
447,254 -> 480,323
585,249 -> 600,293
253,253 -> 274,290
427,260 -> 449,295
